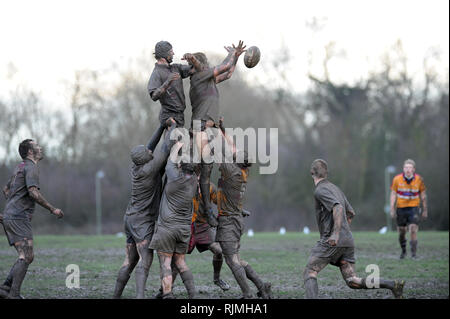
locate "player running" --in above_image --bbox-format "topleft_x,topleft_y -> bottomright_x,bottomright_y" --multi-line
303,159 -> 405,299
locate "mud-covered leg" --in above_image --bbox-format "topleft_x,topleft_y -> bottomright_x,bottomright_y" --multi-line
240,256 -> 272,299
221,241 -> 252,298
199,163 -> 214,216
174,253 -> 196,299
113,243 -> 139,298
135,239 -> 153,299
0,260 -> 19,292
409,224 -> 418,258
398,226 -> 407,259
339,261 -> 405,299
8,239 -> 34,299
157,252 -> 175,299
209,242 -> 230,291
303,256 -> 329,299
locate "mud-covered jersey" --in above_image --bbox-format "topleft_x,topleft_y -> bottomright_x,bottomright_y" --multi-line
192,183 -> 218,223
148,63 -> 192,126
157,160 -> 198,229
314,179 -> 355,247
217,163 -> 248,216
189,67 -> 220,125
3,159 -> 40,220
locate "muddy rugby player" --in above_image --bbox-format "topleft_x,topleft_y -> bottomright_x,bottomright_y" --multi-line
0,139 -> 64,299
181,41 -> 246,228
113,118 -> 177,299
303,159 -> 405,299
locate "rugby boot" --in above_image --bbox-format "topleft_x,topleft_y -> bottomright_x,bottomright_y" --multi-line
256,282 -> 273,299
162,292 -> 176,299
0,284 -> 10,292
400,249 -> 407,259
153,287 -> 163,299
214,278 -> 231,291
0,287 -> 8,299
391,280 -> 405,299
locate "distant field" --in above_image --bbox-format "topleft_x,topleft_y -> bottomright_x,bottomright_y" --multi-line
0,231 -> 448,299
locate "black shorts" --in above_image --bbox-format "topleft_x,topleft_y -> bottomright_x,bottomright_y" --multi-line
396,207 -> 421,227
2,218 -> 33,246
309,242 -> 356,267
124,213 -> 156,244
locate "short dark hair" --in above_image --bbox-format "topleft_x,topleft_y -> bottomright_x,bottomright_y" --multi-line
19,139 -> 34,159
311,159 -> 328,178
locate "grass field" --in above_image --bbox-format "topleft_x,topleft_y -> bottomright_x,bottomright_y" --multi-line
0,231 -> 448,299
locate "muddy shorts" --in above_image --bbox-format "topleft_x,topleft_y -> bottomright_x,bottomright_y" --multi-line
2,218 -> 33,246
220,241 -> 241,255
187,221 -> 216,254
216,214 -> 244,243
309,241 -> 356,267
149,224 -> 191,254
396,207 -> 421,226
124,213 -> 156,244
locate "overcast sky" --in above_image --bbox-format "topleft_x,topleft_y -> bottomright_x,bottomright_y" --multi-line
0,0 -> 448,107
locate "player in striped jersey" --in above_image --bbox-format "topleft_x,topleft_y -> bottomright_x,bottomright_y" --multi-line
390,159 -> 428,259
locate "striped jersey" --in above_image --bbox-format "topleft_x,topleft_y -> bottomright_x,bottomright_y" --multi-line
391,173 -> 426,208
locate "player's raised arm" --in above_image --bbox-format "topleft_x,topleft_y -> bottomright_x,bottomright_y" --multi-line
215,42 -> 246,84
213,41 -> 246,78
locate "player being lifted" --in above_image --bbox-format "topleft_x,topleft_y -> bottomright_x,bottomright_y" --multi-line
181,41 -> 246,228
303,159 -> 405,299
146,41 -> 194,150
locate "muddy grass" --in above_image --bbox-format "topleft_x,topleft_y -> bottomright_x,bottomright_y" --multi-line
0,231 -> 448,299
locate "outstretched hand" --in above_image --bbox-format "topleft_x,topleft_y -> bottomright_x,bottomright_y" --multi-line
233,40 -> 246,57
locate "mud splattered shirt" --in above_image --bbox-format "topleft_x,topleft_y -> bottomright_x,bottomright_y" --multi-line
156,160 -> 198,229
192,183 -> 218,223
3,159 -> 40,220
189,67 -> 220,125
217,163 -> 248,216
314,179 -> 355,247
148,63 -> 192,126
125,131 -> 175,221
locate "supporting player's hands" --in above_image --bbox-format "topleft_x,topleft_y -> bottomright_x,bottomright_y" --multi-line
51,208 -> 64,219
219,117 -> 225,133
206,208 -> 219,227
165,117 -> 176,128
327,233 -> 339,246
